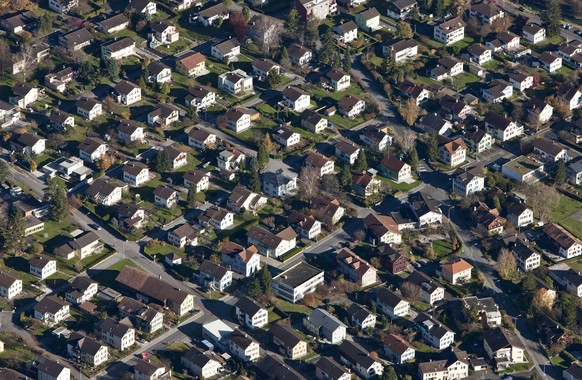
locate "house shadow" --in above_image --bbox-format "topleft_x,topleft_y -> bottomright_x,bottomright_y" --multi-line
4,256 -> 29,273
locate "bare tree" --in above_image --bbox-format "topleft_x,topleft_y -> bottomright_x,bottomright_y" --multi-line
453,0 -> 471,16
401,282 -> 422,301
399,98 -> 420,127
298,167 -> 321,201
497,248 -> 516,280
253,16 -> 282,57
531,288 -> 554,315
400,129 -> 416,153
523,182 -> 560,221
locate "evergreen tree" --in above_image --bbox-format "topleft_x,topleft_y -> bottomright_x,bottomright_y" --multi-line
104,59 -> 120,81
259,265 -> 272,294
242,6 -> 251,22
280,47 -> 291,69
284,9 -> 300,39
1,207 -> 25,253
561,292 -> 578,328
267,70 -> 282,88
542,0 -> 562,37
342,49 -> 353,72
338,165 -> 352,190
249,157 -> 261,192
246,278 -> 261,299
187,185 -> 197,208
354,149 -> 368,172
427,134 -> 438,162
154,149 -> 171,173
382,55 -> 394,76
409,147 -> 419,171
49,183 -> 69,222
0,160 -> 7,184
319,28 -> 339,66
432,0 -> 445,17
553,158 -> 566,186
257,139 -> 269,170
382,367 -> 398,380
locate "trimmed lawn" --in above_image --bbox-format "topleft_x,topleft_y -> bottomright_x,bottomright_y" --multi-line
549,196 -> 582,240
328,113 -> 367,129
306,83 -> 364,102
433,239 -> 453,258
274,301 -> 312,316
144,241 -> 184,258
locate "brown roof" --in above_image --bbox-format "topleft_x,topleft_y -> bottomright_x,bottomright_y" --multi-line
437,17 -> 466,32
153,185 -> 177,199
114,80 -> 139,95
383,333 -> 414,356
441,258 -> 473,274
282,86 -> 308,102
532,138 -> 566,157
335,140 -> 360,155
380,155 -> 407,172
338,94 -> 363,110
123,161 -> 148,176
179,52 -> 205,70
364,213 -> 400,237
305,152 -> 332,169
543,223 -> 580,250
0,271 -> 20,288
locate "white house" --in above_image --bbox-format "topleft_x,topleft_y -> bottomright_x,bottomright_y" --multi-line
198,205 -> 234,231
78,137 -> 107,163
188,128 -> 217,150
375,288 -> 409,319
511,242 -> 540,272
218,70 -> 253,95
438,137 -> 467,167
338,95 -> 366,118
76,98 -> 102,120
452,167 -> 485,197
235,296 -> 269,329
383,333 -> 415,364
113,80 -> 141,105
305,152 -> 335,177
509,72 -> 534,92
522,23 -> 546,44
333,21 -> 358,44
339,340 -> 384,379
199,260 -> 232,292
272,262 -> 324,303
415,313 -> 455,350
484,112 -> 523,142
543,223 -> 582,259
167,223 -> 198,248
282,86 -> 311,112
434,17 -> 465,45
273,126 -> 300,148
29,255 -> 57,279
185,86 -> 216,110
95,318 -> 135,351
304,308 -> 347,344
211,38 -> 241,63
335,140 -> 360,165
347,303 -> 376,330
85,178 -> 124,206
247,225 -> 297,258
122,162 -> 149,187
117,121 -> 144,143
228,330 -> 260,362
48,0 -> 78,13
225,108 -> 252,133
181,347 -> 223,378
539,52 -> 562,73
0,272 -> 22,300
101,37 -> 135,60
34,296 -> 70,325
506,202 -> 534,228
154,185 -> 179,209
220,241 -> 262,277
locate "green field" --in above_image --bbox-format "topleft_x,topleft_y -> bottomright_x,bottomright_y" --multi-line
549,196 -> 582,240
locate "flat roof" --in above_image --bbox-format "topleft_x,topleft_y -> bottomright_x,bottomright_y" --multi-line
273,262 -> 323,288
502,156 -> 543,176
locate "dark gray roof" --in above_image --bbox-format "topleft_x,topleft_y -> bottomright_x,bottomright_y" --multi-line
269,322 -> 304,348
34,296 -> 70,315
339,340 -> 377,369
256,354 -> 306,380
273,262 -> 323,288
346,303 -> 373,323
484,328 -> 524,352
316,357 -> 349,380
34,356 -> 69,377
235,296 -> 264,317
199,260 -> 230,279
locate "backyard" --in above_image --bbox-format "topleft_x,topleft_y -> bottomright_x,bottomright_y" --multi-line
549,196 -> 582,240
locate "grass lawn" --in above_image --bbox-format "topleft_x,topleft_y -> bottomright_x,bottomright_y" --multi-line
433,239 -> 453,258
551,351 -> 571,370
412,341 -> 437,353
156,38 -> 194,55
328,113 -> 367,129
381,175 -> 421,193
143,241 -> 184,259
549,196 -> 582,240
306,83 -> 364,102
274,300 -> 312,316
483,59 -> 503,71
32,219 -> 78,244
0,332 -> 38,372
450,36 -> 475,50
